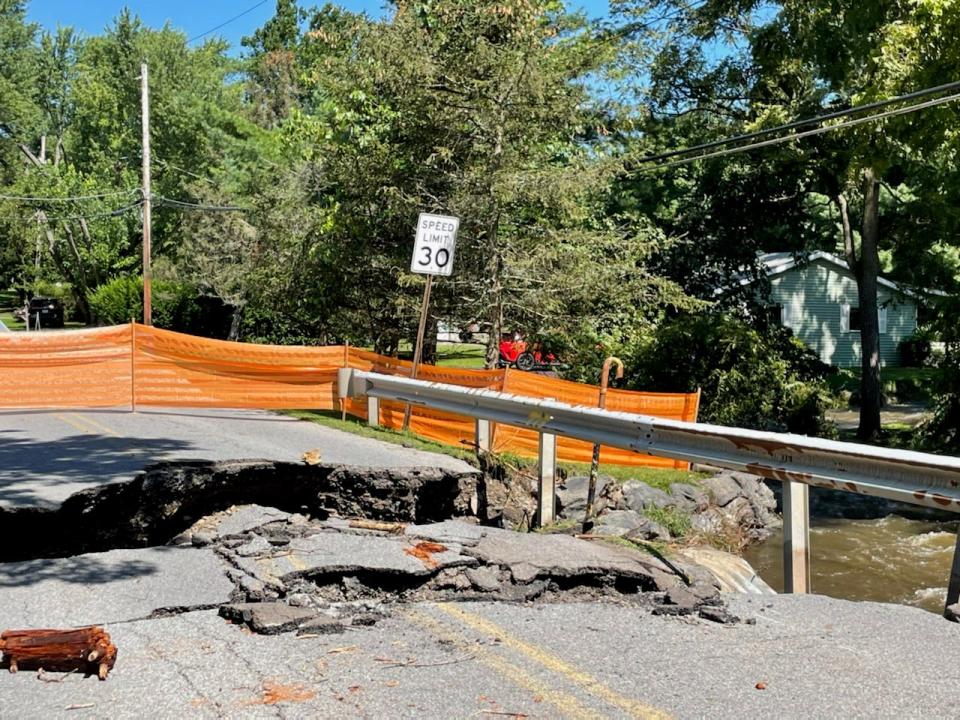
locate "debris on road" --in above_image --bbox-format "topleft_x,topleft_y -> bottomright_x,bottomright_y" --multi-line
404,541 -> 450,568
301,449 -> 323,465
349,519 -> 407,534
0,627 -> 117,680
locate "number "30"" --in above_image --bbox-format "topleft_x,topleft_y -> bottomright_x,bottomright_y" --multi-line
417,246 -> 450,268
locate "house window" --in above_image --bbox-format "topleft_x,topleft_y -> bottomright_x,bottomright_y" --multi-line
766,305 -> 783,326
849,307 -> 863,332
841,304 -> 888,333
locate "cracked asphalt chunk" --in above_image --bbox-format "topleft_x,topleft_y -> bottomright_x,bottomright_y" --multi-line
0,547 -> 235,628
229,531 -> 478,588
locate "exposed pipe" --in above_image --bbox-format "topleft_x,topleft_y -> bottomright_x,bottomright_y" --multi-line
583,356 -> 624,533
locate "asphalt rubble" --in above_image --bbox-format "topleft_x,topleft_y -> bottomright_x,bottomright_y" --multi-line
0,458 -> 758,654
176,503 -> 747,637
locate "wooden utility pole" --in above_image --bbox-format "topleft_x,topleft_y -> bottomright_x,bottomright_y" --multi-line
140,62 -> 152,326
401,274 -> 433,431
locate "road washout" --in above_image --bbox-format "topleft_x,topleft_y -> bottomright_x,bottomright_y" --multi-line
0,459 -> 749,639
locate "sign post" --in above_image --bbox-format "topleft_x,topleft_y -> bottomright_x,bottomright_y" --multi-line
402,212 -> 459,431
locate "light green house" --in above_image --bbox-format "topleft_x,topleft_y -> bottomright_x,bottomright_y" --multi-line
741,252 -> 919,368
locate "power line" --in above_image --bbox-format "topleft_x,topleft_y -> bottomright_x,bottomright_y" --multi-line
0,189 -> 137,203
156,157 -> 217,186
39,201 -> 143,222
155,196 -> 248,212
643,90 -> 960,172
187,0 -> 271,44
637,79 -> 960,167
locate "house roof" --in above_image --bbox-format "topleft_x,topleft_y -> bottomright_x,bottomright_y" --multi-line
733,251 -> 946,298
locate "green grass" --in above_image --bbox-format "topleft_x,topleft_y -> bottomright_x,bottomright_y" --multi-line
287,409 -> 706,492
0,310 -> 25,331
393,341 -> 488,369
434,343 -> 486,369
643,505 -> 693,537
284,409 -> 478,463
827,366 -> 940,403
557,461 -> 709,491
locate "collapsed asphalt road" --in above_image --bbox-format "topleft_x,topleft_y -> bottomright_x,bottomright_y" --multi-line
0,408 -> 476,509
3,498 -> 960,719
2,435 -> 959,717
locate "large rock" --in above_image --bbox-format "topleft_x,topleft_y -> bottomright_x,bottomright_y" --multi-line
557,475 -> 611,517
594,510 -> 645,537
700,475 -> 743,508
621,481 -> 671,512
669,483 -> 709,512
626,518 -> 672,542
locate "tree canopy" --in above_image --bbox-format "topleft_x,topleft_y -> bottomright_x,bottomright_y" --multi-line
4,0 -> 960,439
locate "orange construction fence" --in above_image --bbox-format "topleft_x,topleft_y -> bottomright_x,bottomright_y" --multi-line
0,323 -> 700,468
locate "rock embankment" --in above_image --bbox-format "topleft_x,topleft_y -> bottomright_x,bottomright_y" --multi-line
557,470 -> 781,547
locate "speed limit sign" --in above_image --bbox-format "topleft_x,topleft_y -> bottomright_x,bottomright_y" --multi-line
411,213 -> 459,276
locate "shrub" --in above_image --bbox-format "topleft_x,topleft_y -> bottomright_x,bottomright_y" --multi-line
31,280 -> 77,320
899,333 -> 932,367
625,313 -> 836,436
88,276 -> 204,332
923,298 -> 960,450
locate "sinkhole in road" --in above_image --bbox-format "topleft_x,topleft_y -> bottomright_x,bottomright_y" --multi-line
0,459 -> 738,632
0,459 -> 481,562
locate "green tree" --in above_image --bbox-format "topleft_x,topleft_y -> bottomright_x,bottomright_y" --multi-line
262,0 -> 692,365
616,0 -> 960,439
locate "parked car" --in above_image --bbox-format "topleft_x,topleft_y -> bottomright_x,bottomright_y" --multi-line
27,297 -> 64,329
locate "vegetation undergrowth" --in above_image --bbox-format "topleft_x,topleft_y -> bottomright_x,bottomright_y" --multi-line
643,506 -> 693,538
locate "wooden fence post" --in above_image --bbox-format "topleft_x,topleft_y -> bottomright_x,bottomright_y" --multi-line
130,320 -> 136,413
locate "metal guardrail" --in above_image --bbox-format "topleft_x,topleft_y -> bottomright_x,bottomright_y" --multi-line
340,369 -> 960,510
339,368 -> 960,615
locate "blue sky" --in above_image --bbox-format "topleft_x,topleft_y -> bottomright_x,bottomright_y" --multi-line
27,1 -> 614,53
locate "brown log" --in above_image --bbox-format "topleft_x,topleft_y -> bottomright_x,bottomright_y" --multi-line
348,519 -> 407,534
0,627 -> 117,681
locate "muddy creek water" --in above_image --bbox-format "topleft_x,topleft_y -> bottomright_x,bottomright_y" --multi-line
742,515 -> 959,613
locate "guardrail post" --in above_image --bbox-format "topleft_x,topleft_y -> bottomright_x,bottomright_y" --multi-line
367,396 -> 380,428
537,432 -> 557,526
783,480 -> 811,594
475,418 -> 491,454
946,532 -> 960,618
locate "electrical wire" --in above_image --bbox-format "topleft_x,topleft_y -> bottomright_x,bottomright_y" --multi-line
156,157 -> 217,186
187,0 -> 271,44
38,201 -> 143,222
0,189 -> 138,203
155,196 -> 248,212
643,90 -> 960,172
637,79 -> 960,166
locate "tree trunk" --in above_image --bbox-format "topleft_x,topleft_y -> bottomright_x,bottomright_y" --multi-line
483,116 -> 506,370
484,246 -> 504,369
857,168 -> 883,440
228,304 -> 244,341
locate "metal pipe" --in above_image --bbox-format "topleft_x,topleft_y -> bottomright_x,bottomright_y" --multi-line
584,356 -> 624,532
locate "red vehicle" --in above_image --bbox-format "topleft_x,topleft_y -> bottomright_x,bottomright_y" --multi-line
498,333 -> 562,371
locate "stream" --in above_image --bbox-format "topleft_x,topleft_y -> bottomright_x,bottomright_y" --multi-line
742,515 -> 959,613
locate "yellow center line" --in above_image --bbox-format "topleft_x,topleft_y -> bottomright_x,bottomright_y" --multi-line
434,603 -> 673,720
67,412 -> 120,437
53,412 -> 99,435
405,608 -> 601,720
